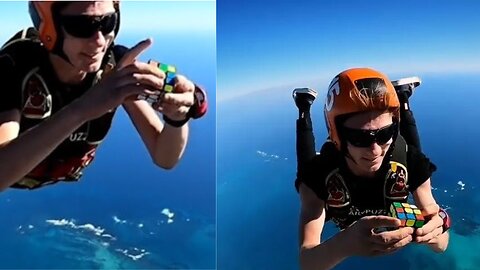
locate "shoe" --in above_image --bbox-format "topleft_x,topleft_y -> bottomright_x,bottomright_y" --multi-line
391,76 -> 421,98
293,88 -> 318,112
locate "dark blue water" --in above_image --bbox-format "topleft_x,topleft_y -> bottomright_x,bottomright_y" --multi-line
0,33 -> 216,269
218,73 -> 480,270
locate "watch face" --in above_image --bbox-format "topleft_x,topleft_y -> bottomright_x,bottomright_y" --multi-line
438,209 -> 451,231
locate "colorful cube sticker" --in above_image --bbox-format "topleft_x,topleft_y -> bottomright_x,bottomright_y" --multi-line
158,63 -> 177,93
389,202 -> 425,228
138,62 -> 177,103
164,85 -> 174,92
159,63 -> 177,73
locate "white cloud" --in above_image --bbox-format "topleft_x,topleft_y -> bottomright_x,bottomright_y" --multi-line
256,150 -> 287,162
45,219 -> 106,237
77,224 -> 105,236
113,216 -> 127,224
46,219 -> 76,227
161,208 -> 175,219
115,248 -> 150,261
101,234 -> 116,241
458,180 -> 466,190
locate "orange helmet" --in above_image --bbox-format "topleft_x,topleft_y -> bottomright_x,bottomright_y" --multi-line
324,68 -> 400,150
28,1 -> 120,53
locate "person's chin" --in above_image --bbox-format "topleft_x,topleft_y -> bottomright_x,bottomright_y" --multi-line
361,159 -> 383,173
80,61 -> 103,73
78,53 -> 104,73
369,162 -> 382,172
87,62 -> 102,73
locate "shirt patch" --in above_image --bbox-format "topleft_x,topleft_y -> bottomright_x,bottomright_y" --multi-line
21,68 -> 52,119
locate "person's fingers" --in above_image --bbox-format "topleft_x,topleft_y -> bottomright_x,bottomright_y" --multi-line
362,215 -> 401,230
173,75 -> 195,93
156,102 -> 190,118
371,226 -> 414,245
110,74 -> 161,90
121,85 -> 157,100
127,61 -> 166,78
146,61 -> 167,78
370,235 -> 412,256
117,38 -> 152,69
117,61 -> 165,79
162,92 -> 194,107
131,73 -> 164,89
109,61 -> 166,89
416,215 -> 443,236
426,236 -> 439,245
390,234 -> 413,249
416,226 -> 443,243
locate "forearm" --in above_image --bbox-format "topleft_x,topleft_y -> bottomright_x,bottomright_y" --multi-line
0,101 -> 88,190
153,122 -> 188,169
300,231 -> 350,270
123,100 -> 188,169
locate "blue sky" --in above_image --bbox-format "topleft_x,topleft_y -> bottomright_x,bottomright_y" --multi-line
218,0 -> 480,101
1,1 -> 215,40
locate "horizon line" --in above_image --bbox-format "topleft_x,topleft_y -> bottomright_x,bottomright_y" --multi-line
218,67 -> 480,103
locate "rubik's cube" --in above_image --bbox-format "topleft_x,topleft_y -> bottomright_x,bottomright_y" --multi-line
138,61 -> 177,104
158,63 -> 177,93
389,202 -> 425,228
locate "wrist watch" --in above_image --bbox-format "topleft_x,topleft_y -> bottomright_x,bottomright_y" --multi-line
438,208 -> 451,233
188,85 -> 208,119
162,85 -> 208,127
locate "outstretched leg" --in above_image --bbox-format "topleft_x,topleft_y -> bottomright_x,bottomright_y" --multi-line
392,77 -> 422,151
293,88 -> 318,175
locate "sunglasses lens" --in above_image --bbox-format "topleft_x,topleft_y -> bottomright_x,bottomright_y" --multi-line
353,135 -> 375,148
61,13 -> 117,38
343,123 -> 396,148
62,16 -> 92,38
344,130 -> 374,148
99,13 -> 117,34
376,125 -> 396,145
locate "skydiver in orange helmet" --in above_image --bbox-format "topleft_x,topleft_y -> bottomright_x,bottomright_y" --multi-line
0,1 -> 208,190
292,68 -> 450,269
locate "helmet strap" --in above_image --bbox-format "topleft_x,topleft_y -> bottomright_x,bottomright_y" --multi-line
341,141 -> 358,165
54,48 -> 73,66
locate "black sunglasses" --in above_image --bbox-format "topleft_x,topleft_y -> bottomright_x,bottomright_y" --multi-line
342,122 -> 397,148
59,12 -> 118,38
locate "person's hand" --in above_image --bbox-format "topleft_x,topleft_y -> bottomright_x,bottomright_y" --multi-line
414,204 -> 444,244
342,215 -> 414,257
77,38 -> 164,120
113,37 -> 196,122
152,75 -> 195,121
